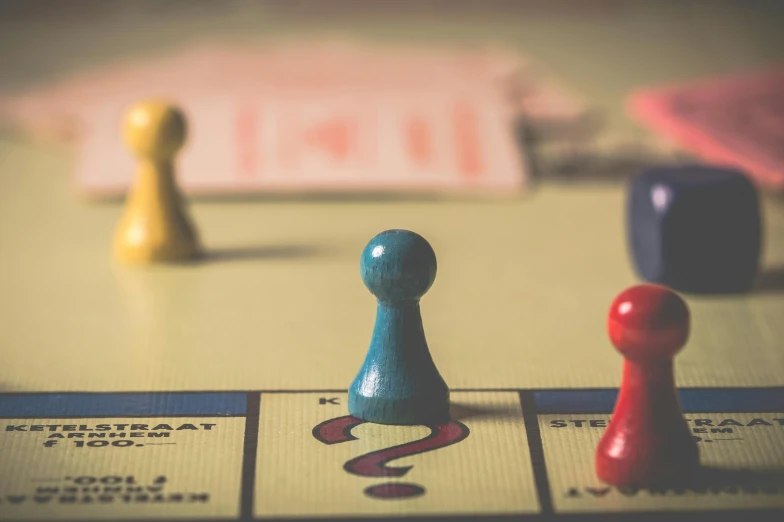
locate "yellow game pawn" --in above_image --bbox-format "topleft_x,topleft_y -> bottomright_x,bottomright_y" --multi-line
114,101 -> 200,264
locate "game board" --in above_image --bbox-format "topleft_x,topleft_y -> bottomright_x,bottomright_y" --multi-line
2,165 -> 784,520
3,2 -> 784,521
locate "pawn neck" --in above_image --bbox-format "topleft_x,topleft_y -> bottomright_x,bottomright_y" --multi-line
616,358 -> 680,423
135,158 -> 178,192
373,299 -> 426,354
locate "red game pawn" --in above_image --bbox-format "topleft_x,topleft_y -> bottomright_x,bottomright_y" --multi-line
596,284 -> 699,486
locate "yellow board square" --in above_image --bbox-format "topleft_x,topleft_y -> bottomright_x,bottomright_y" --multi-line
254,391 -> 539,518
540,413 -> 784,513
0,417 -> 244,520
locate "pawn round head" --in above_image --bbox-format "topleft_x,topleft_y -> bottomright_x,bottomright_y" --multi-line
607,284 -> 690,361
361,230 -> 437,302
123,100 -> 187,160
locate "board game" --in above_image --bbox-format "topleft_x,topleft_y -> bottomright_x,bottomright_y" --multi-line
2,2 -> 784,521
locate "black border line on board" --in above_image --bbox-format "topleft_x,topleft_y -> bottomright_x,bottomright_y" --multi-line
240,392 -> 261,520
2,386 -> 784,395
519,390 -> 554,516
17,508 -> 784,522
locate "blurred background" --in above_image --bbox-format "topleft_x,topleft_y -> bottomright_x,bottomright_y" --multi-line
2,0 -> 784,197
1,0 -> 784,393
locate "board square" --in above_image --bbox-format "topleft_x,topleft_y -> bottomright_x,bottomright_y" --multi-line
0,416 -> 245,520
254,392 -> 539,518
541,412 -> 784,512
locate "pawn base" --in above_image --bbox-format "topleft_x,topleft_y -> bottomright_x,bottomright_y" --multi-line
348,391 -> 450,426
596,437 -> 699,487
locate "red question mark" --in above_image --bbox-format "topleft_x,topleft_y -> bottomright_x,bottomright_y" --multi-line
313,415 -> 470,499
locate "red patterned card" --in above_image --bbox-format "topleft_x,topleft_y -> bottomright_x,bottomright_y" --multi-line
631,69 -> 784,191
0,42 -> 585,197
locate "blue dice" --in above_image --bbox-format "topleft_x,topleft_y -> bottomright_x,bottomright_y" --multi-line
627,165 -> 761,294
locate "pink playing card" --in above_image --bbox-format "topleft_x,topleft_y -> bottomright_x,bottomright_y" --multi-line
0,41 -> 586,196
0,44 -> 250,140
630,69 -> 784,191
75,85 -> 526,196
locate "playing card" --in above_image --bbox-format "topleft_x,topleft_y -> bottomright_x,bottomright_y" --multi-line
76,86 -> 525,195
0,41 -> 587,196
630,69 -> 784,191
0,44 -> 245,140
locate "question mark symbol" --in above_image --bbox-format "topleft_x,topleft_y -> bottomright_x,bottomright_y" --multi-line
313,415 -> 470,499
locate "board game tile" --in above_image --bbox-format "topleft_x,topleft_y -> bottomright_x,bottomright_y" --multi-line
540,413 -> 784,513
254,391 -> 539,518
0,416 -> 244,520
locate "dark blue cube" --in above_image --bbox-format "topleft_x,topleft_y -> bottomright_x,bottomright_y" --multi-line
628,165 -> 761,294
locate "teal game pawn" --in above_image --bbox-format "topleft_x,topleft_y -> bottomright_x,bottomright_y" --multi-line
348,229 -> 450,425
